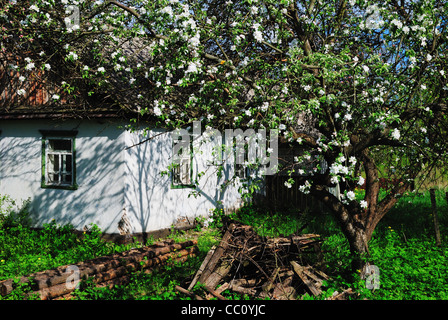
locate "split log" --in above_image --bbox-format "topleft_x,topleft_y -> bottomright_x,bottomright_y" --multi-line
228,279 -> 270,299
290,261 -> 323,296
272,283 -> 296,300
204,258 -> 233,290
188,245 -> 216,291
198,223 -> 236,285
262,267 -> 280,293
215,282 -> 229,295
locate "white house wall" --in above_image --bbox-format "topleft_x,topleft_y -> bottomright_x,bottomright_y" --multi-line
124,127 -> 244,234
0,119 -> 245,236
0,119 -> 126,234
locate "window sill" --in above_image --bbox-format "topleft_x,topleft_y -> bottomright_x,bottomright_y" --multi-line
41,183 -> 78,190
171,184 -> 196,189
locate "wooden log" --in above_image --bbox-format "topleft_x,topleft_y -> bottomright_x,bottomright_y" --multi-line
204,258 -> 233,290
198,223 -> 236,285
205,286 -> 228,300
188,245 -> 216,291
33,247 -> 198,300
290,261 -> 321,296
1,240 -> 198,296
272,283 -> 296,300
229,278 -> 258,288
327,288 -> 354,300
175,285 -> 204,300
215,282 -> 229,295
228,281 -> 270,299
262,267 -> 280,293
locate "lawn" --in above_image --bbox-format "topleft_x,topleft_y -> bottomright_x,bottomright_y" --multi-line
0,190 -> 447,300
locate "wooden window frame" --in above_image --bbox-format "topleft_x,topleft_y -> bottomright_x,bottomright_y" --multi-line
40,130 -> 78,190
171,134 -> 195,189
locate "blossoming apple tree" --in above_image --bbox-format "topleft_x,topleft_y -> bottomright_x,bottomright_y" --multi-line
1,0 -> 447,265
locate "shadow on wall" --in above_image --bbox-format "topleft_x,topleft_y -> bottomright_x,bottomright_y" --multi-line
1,120 -> 126,234
1,120 -> 245,237
124,129 -> 241,235
0,135 -> 41,196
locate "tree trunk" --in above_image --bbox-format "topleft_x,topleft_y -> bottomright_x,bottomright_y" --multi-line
345,226 -> 369,271
312,187 -> 369,270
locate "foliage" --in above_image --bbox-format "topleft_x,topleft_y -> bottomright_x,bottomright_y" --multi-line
305,189 -> 448,300
1,190 -> 448,300
0,214 -> 130,284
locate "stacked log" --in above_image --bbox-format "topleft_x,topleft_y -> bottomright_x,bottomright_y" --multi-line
0,239 -> 198,300
177,220 -> 339,300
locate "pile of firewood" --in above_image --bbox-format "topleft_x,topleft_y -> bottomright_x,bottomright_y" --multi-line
177,221 -> 353,300
0,239 -> 198,300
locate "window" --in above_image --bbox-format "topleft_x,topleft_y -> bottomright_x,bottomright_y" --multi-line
171,134 -> 194,188
40,130 -> 77,190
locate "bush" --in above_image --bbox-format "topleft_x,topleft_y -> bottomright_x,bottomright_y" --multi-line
0,195 -> 31,229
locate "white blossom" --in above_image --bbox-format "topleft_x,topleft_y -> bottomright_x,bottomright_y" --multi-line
67,52 -> 78,60
346,191 -> 356,201
358,176 -> 365,186
29,5 -> 39,12
253,30 -> 263,42
153,105 -> 162,116
360,200 -> 368,209
260,102 -> 269,112
391,128 -> 400,140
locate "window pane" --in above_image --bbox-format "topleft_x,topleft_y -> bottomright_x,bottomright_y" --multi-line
48,139 -> 71,152
172,165 -> 181,184
65,155 -> 72,172
63,174 -> 72,184
48,173 -> 60,183
180,159 -> 190,184
48,154 -> 60,172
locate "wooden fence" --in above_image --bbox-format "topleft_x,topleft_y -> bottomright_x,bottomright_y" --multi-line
262,176 -> 324,213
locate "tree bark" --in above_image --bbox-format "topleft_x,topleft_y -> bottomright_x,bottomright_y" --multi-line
311,187 -> 368,270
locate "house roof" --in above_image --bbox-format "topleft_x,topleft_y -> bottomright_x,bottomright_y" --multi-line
0,37 -> 153,121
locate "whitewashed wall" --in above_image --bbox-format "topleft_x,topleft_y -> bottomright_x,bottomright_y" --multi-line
0,118 -> 126,234
123,126 -> 244,234
0,119 -> 244,235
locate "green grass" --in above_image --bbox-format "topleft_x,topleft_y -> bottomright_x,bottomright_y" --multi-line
1,190 -> 448,300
